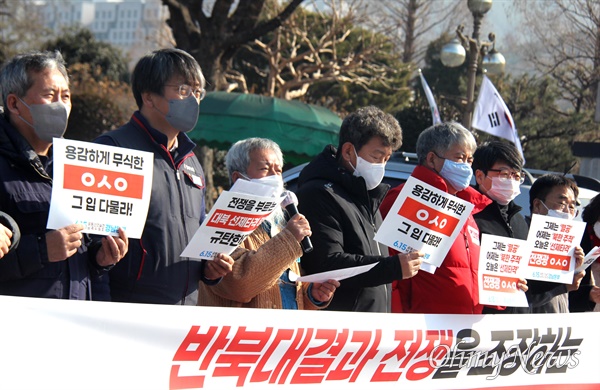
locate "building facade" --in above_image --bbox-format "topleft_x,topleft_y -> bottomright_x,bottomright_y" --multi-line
37,0 -> 173,68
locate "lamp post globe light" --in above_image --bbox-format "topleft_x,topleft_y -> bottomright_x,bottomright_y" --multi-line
440,0 -> 505,128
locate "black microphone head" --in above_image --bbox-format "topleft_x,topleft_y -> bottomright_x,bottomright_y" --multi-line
281,190 -> 298,208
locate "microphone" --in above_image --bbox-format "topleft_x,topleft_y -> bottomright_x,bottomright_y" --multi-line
281,191 -> 313,253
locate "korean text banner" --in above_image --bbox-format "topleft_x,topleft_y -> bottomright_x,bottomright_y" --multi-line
0,296 -> 598,390
181,190 -> 282,260
478,233 -> 529,307
375,176 -> 474,268
525,213 -> 586,284
47,138 -> 154,238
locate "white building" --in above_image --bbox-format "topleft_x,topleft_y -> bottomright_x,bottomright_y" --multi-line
37,0 -> 173,68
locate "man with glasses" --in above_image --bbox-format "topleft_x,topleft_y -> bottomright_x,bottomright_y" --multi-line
526,173 -> 586,313
94,48 -> 233,305
464,141 -> 534,313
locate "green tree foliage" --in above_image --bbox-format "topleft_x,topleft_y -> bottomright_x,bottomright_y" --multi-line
42,26 -> 129,82
40,28 -> 134,142
235,4 -> 412,115
0,0 -> 48,66
499,74 -> 598,173
63,63 -> 135,143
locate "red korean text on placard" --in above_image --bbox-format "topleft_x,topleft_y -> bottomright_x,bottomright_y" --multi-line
482,275 -> 520,293
528,251 -> 571,271
398,197 -> 460,237
207,210 -> 268,232
63,164 -> 144,199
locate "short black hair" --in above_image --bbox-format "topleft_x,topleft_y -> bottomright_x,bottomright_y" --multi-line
131,48 -> 204,109
582,193 -> 600,225
337,106 -> 402,156
472,140 -> 523,174
529,174 -> 579,212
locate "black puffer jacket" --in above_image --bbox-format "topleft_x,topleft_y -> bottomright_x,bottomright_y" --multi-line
0,115 -> 104,300
296,145 -> 403,312
471,192 -> 574,314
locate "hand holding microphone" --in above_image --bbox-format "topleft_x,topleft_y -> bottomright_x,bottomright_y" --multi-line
281,191 -> 313,253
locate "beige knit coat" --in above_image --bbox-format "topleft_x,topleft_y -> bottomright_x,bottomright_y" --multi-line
197,225 -> 326,310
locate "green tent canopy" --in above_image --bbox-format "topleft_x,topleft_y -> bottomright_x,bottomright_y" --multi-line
188,92 -> 342,165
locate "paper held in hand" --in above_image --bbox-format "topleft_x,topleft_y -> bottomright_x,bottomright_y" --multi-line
575,246 -> 600,273
523,213 -> 586,284
296,263 -> 379,284
47,138 -> 154,239
374,176 -> 474,273
181,180 -> 284,260
478,233 -> 529,307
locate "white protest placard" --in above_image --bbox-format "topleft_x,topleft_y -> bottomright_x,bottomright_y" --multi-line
524,214 -> 586,284
47,138 -> 153,239
181,190 -> 283,260
375,176 -> 474,270
478,234 -> 529,307
576,246 -> 600,273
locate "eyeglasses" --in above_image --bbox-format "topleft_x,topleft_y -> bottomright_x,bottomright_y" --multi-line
165,84 -> 206,100
541,200 -> 580,217
487,168 -> 525,184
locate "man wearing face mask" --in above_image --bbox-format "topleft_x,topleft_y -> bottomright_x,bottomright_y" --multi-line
526,174 -> 586,313
573,193 -> 600,312
94,48 -> 233,305
198,138 -> 339,309
0,51 -> 129,299
297,106 -> 424,313
461,141 -> 536,314
381,122 -> 498,314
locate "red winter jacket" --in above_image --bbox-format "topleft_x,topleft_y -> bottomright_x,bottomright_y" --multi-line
379,165 -> 492,314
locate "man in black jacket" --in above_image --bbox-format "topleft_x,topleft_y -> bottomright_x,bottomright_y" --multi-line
94,48 -> 232,305
296,106 -> 423,312
0,51 -> 128,299
470,141 -> 531,313
470,142 -> 583,313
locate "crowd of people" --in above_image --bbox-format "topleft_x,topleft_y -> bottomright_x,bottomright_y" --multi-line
0,48 -> 598,315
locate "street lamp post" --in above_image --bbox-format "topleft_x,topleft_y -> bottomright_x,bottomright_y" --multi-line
440,0 -> 506,129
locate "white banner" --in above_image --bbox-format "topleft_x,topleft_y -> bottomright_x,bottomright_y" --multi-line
48,138 -> 154,238
0,295 -> 598,390
525,214 -> 586,284
375,176 -> 474,269
478,234 -> 529,307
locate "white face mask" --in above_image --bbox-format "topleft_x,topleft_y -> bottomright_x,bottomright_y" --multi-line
242,173 -> 284,197
541,201 -> 575,220
486,176 -> 521,205
593,221 -> 600,239
350,147 -> 385,191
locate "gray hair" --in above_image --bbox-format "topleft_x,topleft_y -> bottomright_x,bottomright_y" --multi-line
225,137 -> 284,184
0,51 -> 69,115
416,122 -> 477,165
131,48 -> 205,109
337,106 -> 403,155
